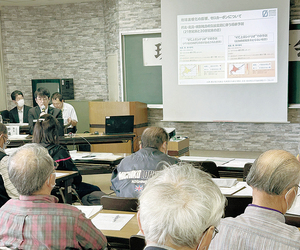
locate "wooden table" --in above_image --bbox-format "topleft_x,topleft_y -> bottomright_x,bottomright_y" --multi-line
72,152 -> 126,175
8,133 -> 136,152
91,209 -> 139,247
55,170 -> 79,204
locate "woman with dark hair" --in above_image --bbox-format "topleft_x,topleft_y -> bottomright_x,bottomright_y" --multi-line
32,114 -> 101,201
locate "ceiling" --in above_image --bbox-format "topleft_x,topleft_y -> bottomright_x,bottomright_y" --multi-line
0,0 -> 98,7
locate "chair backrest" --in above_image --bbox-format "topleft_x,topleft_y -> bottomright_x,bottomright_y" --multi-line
188,161 -> 220,178
101,195 -> 138,212
0,175 -> 10,207
129,235 -> 146,250
243,163 -> 253,181
0,110 -> 9,122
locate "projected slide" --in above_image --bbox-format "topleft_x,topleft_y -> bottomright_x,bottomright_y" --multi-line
178,8 -> 277,85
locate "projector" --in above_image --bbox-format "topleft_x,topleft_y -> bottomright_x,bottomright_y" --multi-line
164,127 -> 176,139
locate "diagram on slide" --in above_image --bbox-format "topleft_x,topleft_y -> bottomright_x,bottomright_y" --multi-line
178,8 -> 277,85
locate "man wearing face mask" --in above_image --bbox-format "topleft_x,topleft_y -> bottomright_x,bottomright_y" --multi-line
0,123 -> 19,204
9,90 -> 31,123
209,149 -> 300,250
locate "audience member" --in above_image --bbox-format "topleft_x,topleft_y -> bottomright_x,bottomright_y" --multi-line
28,87 -> 62,134
9,90 -> 31,123
51,92 -> 78,133
0,123 -> 18,203
209,149 -> 300,250
138,163 -> 226,250
111,126 -> 178,197
0,143 -> 107,249
32,114 -> 101,201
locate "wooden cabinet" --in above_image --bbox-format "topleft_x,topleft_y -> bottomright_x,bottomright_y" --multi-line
89,101 -> 148,153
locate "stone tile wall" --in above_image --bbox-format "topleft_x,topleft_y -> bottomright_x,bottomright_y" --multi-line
2,1 -> 107,110
2,0 -> 300,154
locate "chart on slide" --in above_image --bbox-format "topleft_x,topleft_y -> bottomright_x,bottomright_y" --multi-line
178,8 -> 277,85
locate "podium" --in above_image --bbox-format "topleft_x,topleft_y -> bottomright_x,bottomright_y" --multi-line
89,101 -> 148,153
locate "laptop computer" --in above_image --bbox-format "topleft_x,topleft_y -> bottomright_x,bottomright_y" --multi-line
105,115 -> 134,135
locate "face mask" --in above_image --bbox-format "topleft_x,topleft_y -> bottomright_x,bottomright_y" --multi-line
285,187 -> 297,211
17,99 -> 24,107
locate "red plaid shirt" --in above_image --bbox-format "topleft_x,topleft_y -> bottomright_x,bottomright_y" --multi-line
0,195 -> 107,249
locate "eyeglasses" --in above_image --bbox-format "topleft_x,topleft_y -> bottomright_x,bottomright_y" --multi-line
203,226 -> 219,240
54,161 -> 58,170
2,135 -> 10,145
296,184 -> 300,196
36,97 -> 49,102
212,227 -> 219,240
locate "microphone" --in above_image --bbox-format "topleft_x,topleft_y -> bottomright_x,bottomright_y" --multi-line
41,105 -> 45,113
69,133 -> 95,158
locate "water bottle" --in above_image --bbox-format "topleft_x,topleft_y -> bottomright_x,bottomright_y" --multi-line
0,114 -> 2,124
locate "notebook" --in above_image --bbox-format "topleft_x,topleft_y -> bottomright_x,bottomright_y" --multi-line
105,115 -> 134,135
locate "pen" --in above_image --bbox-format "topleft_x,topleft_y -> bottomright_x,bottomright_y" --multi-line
113,215 -> 120,222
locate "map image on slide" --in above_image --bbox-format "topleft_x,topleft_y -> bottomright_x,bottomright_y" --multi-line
229,64 -> 246,75
178,8 -> 277,85
180,65 -> 198,78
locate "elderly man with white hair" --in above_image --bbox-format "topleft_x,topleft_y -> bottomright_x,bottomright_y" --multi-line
0,143 -> 107,249
138,164 -> 226,250
209,149 -> 300,250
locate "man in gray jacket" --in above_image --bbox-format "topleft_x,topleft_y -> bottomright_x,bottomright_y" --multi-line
111,126 -> 178,198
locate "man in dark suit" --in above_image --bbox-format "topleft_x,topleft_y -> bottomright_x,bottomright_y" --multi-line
9,90 -> 31,123
28,87 -> 62,134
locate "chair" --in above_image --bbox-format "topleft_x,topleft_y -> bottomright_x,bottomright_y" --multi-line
0,110 -> 9,123
129,235 -> 146,250
100,195 -> 138,212
188,161 -> 220,178
52,186 -> 83,205
0,175 -> 10,208
243,163 -> 253,181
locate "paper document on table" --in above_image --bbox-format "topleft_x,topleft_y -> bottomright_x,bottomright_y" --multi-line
205,157 -> 234,165
55,172 -> 68,178
232,183 -> 253,197
8,134 -> 28,140
74,205 -> 103,218
213,178 -> 238,188
219,181 -> 247,195
287,194 -> 300,216
179,156 -> 234,165
70,151 -> 123,161
222,158 -> 255,168
91,213 -> 134,231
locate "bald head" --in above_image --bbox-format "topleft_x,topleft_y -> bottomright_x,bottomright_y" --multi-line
246,150 -> 300,195
8,143 -> 54,195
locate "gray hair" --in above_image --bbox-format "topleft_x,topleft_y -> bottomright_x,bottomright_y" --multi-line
138,163 -> 226,248
141,127 -> 169,149
246,149 -> 300,195
8,143 -> 54,195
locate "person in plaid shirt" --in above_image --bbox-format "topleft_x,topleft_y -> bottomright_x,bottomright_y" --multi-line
0,143 -> 107,250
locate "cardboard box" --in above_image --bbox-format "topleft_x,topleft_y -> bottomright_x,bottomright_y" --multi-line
167,137 -> 189,156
